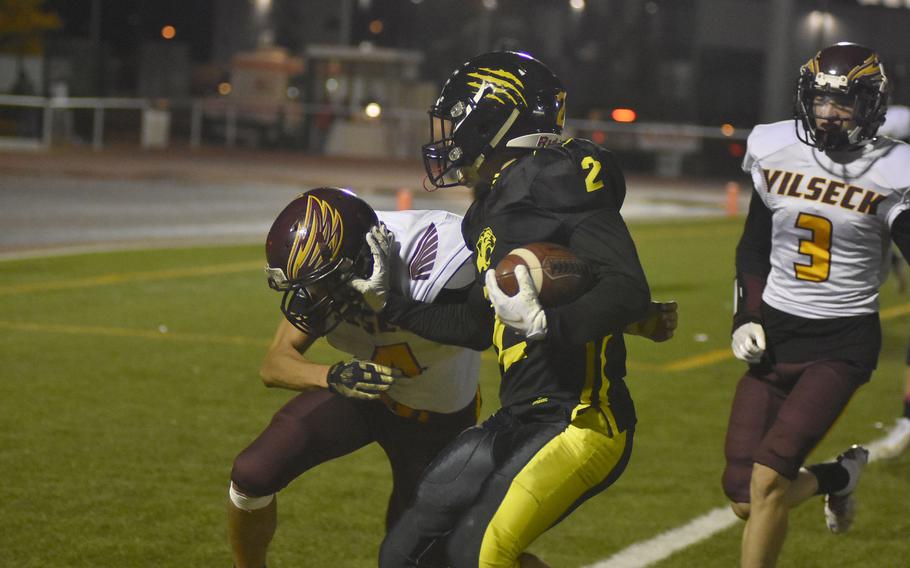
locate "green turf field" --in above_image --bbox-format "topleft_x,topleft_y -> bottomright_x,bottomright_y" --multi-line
2,217 -> 908,567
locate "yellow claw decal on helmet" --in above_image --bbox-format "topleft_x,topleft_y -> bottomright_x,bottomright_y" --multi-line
556,90 -> 567,129
287,195 -> 344,279
804,56 -> 819,75
847,54 -> 883,81
467,70 -> 528,106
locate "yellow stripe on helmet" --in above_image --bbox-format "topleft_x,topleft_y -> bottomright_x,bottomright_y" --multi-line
467,80 -> 518,106
467,72 -> 527,106
287,196 -> 344,279
477,67 -> 525,88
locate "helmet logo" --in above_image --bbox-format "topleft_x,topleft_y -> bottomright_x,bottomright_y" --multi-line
287,195 -> 344,279
814,72 -> 848,89
475,227 -> 496,273
466,67 -> 527,107
556,90 -> 567,129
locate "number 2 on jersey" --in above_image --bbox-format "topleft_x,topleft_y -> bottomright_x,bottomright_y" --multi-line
794,212 -> 832,282
581,156 -> 604,192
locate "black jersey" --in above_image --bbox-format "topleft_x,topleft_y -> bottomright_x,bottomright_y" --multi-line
461,138 -> 650,427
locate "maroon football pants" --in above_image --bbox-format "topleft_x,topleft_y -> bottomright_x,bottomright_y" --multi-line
231,389 -> 477,528
722,359 -> 870,503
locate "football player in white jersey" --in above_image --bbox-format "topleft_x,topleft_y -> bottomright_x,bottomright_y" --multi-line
877,101 -> 910,459
227,187 -> 480,568
723,43 -> 910,568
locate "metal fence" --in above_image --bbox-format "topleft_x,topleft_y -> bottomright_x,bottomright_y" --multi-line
0,94 -> 751,178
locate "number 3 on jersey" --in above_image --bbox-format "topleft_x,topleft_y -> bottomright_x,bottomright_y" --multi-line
581,156 -> 604,192
794,212 -> 832,282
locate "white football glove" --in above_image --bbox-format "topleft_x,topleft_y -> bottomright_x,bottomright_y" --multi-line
484,265 -> 548,340
349,223 -> 394,312
731,322 -> 766,363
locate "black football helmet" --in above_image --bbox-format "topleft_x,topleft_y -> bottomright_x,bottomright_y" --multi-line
423,51 -> 566,189
796,42 -> 889,151
264,187 -> 378,334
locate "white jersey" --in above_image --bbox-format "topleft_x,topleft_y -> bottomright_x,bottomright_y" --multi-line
743,120 -> 910,319
879,105 -> 910,140
326,209 -> 479,413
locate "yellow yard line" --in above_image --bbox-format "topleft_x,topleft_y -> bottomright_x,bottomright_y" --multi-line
0,261 -> 261,295
659,301 -> 910,372
0,320 -> 269,347
6,302 -> 910,370
661,348 -> 733,372
880,302 -> 910,321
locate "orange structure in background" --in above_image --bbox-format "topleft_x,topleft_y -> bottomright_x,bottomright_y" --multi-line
397,188 -> 413,211
725,181 -> 740,216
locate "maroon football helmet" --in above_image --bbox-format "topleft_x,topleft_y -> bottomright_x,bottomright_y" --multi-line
265,187 -> 378,334
796,42 -> 889,151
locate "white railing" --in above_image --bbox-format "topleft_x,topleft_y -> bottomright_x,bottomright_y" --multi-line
0,94 -> 751,177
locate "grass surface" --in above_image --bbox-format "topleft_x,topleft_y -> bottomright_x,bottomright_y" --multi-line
2,217 -> 908,567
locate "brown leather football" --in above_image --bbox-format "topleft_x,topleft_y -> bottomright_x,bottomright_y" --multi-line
494,243 -> 593,307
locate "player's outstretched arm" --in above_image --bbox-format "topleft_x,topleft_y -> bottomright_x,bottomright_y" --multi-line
258,318 -> 333,391
383,280 -> 494,351
730,190 -> 772,363
260,319 -> 402,396
545,209 -> 651,344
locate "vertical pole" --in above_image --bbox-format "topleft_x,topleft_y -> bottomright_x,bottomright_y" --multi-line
93,105 -> 104,151
226,106 -> 237,148
90,0 -> 103,96
42,101 -> 53,148
339,0 -> 352,45
761,0 -> 795,123
190,100 -> 202,149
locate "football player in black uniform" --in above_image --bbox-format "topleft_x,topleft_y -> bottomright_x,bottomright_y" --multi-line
352,51 -> 677,568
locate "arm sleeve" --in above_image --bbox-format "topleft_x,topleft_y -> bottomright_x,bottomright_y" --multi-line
891,209 -> 910,263
733,190 -> 772,328
544,209 -> 651,345
382,280 -> 493,351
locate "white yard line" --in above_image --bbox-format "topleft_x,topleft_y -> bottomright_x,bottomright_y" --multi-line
583,431 -> 898,568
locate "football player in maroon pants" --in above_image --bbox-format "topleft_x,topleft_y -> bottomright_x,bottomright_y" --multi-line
228,188 -> 481,567
725,43 -> 910,567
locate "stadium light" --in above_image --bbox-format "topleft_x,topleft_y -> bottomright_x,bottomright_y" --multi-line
611,108 -> 637,123
570,0 -> 585,11
365,102 -> 382,118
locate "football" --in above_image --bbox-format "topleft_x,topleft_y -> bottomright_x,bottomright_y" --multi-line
494,242 -> 593,307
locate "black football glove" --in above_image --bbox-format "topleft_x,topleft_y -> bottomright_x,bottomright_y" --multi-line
625,300 -> 678,342
326,359 -> 401,400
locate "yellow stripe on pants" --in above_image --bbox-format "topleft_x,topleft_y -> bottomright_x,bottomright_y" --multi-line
477,408 -> 628,567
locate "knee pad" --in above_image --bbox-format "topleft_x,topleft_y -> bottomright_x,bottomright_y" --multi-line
229,481 -> 275,511
730,501 -> 751,521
